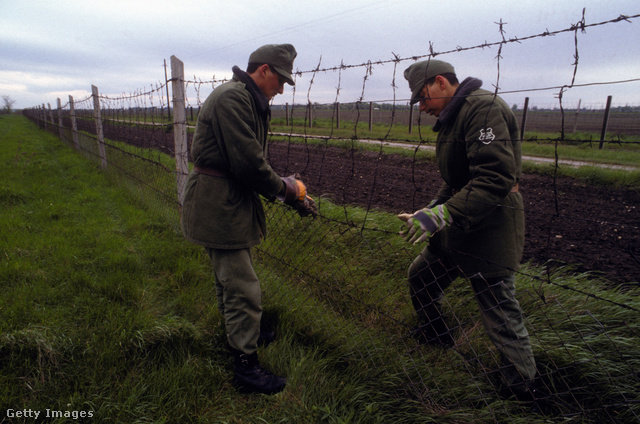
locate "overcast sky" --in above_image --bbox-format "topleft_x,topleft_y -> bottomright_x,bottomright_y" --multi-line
1,0 -> 639,110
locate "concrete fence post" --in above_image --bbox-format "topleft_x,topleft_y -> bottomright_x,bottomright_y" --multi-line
91,85 -> 108,170
69,95 -> 80,150
57,98 -> 63,140
170,55 -> 189,207
520,97 -> 529,141
42,103 -> 48,130
47,103 -> 54,130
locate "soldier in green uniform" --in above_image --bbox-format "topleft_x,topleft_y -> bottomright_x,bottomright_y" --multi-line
181,44 -> 316,395
399,59 -> 538,401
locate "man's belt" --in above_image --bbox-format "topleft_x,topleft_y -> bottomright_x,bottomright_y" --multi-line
194,165 -> 229,178
453,183 -> 519,195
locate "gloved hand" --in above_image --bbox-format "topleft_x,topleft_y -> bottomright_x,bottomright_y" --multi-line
397,204 -> 452,244
278,174 -> 318,218
426,198 -> 442,209
295,196 -> 318,218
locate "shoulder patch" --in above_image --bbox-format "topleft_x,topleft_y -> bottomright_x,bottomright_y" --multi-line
479,128 -> 495,144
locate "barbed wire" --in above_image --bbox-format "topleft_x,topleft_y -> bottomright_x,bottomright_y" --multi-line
20,9 -> 640,422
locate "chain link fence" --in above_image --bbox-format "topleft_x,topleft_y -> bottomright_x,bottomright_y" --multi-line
22,11 -> 640,422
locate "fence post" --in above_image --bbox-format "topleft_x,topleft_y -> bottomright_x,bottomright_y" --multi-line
69,95 -> 80,150
408,103 -> 414,134
164,59 -> 172,122
307,102 -> 314,128
42,103 -> 48,130
47,103 -> 54,129
368,102 -> 373,132
520,97 -> 529,141
599,95 -> 612,150
171,55 -> 189,207
572,99 -> 581,133
285,103 -> 290,126
335,102 -> 340,129
91,85 -> 108,170
57,98 -> 63,140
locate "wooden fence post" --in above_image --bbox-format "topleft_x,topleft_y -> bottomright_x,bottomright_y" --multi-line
69,95 -> 80,150
91,85 -> 108,170
368,102 -> 373,132
520,97 -> 529,141
164,59 -> 172,122
42,103 -> 48,130
335,102 -> 340,129
171,55 -> 189,207
47,103 -> 54,129
57,98 -> 63,140
599,95 -> 612,150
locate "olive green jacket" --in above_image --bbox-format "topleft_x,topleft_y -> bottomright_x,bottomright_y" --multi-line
430,78 -> 524,278
181,67 -> 283,249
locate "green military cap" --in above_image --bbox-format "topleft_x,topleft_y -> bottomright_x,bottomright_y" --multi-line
249,44 -> 297,86
404,59 -> 455,104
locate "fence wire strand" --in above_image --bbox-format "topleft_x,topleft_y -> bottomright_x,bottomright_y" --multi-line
22,10 -> 640,423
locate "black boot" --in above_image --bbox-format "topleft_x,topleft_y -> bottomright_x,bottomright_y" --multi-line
232,350 -> 286,395
500,381 -> 549,415
411,316 -> 454,349
258,323 -> 276,347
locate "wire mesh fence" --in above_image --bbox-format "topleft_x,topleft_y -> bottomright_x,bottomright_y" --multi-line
22,10 -> 640,422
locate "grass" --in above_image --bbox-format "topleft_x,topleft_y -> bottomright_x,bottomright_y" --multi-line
1,114 -> 639,423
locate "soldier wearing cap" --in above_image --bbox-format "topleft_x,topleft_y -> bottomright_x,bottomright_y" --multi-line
181,44 -> 316,395
399,59 -> 539,402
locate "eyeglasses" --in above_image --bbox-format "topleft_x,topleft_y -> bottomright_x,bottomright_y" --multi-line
268,65 -> 286,85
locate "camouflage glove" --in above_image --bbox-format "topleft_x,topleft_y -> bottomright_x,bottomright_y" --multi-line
397,205 -> 452,244
278,174 -> 318,218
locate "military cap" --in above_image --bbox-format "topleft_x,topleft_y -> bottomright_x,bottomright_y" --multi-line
249,44 -> 297,86
404,59 -> 455,104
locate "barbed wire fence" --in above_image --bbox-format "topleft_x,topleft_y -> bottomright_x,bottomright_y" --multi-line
23,10 -> 640,422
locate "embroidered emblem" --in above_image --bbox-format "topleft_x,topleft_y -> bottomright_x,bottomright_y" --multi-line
479,128 -> 495,144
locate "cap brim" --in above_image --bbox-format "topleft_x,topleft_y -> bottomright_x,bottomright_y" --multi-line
410,86 -> 422,105
272,65 -> 295,85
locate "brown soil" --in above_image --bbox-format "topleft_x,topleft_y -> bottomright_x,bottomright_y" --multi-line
92,120 -> 638,286
268,141 -> 640,286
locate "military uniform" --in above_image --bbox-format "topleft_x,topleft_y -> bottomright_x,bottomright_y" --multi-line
404,61 -> 537,393
181,44 -> 305,395
181,64 -> 284,355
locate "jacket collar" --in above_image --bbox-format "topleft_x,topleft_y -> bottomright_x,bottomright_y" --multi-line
433,77 -> 482,132
232,66 -> 270,116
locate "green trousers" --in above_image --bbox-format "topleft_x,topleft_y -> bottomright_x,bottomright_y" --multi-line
408,247 -> 537,387
206,248 -> 262,355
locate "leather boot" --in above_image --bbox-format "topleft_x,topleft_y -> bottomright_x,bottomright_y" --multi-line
232,349 -> 286,395
258,319 -> 276,347
411,316 -> 454,349
257,328 -> 276,347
